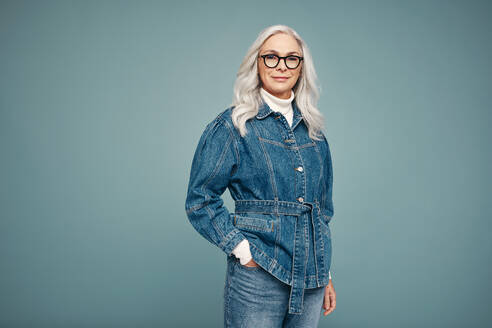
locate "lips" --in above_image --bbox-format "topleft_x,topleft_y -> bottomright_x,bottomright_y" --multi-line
273,76 -> 288,81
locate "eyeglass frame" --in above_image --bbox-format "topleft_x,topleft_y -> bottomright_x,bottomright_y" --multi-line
258,54 -> 304,69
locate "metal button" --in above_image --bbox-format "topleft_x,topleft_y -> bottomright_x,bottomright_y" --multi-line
297,197 -> 304,203
295,166 -> 303,172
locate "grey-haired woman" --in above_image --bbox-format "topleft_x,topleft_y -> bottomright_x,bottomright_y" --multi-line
185,24 -> 336,327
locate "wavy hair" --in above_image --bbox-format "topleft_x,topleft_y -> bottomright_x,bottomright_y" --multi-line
230,25 -> 324,140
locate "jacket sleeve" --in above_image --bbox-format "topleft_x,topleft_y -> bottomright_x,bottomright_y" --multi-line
323,135 -> 334,280
185,117 -> 247,256
322,134 -> 334,222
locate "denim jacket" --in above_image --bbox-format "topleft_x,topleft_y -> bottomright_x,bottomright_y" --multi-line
185,99 -> 334,315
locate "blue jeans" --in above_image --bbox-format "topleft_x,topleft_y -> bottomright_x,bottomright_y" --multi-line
224,255 -> 325,327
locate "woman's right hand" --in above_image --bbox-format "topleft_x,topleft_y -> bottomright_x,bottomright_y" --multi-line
243,258 -> 260,267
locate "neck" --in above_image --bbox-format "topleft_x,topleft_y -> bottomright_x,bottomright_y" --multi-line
260,87 -> 294,112
260,87 -> 295,127
265,88 -> 291,99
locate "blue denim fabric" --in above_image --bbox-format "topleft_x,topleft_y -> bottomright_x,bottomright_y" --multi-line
185,99 -> 334,315
224,255 -> 325,327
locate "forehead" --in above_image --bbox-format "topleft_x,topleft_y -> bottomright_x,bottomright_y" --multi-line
260,33 -> 301,55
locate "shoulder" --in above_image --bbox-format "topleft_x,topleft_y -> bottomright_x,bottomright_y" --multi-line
318,128 -> 332,147
316,129 -> 333,156
216,106 -> 235,127
205,106 -> 238,137
200,106 -> 237,141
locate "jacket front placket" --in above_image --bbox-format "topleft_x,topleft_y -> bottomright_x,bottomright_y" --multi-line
269,102 -> 318,315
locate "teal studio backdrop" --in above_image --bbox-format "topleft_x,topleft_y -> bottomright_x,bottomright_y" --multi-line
1,0 -> 491,327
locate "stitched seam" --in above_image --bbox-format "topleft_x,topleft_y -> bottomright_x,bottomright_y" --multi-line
199,120 -> 227,201
185,200 -> 209,215
251,121 -> 278,198
234,223 -> 272,233
258,137 -> 289,148
220,118 -> 241,173
225,262 -> 232,328
288,216 -> 298,310
274,213 -> 280,264
298,142 -> 316,149
233,215 -> 274,232
312,138 -> 323,203
292,140 -> 307,206
258,137 -> 315,149
218,229 -> 241,253
249,242 -> 291,278
235,210 -> 300,216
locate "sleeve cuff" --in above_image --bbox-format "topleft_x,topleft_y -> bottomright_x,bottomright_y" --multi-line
231,238 -> 253,265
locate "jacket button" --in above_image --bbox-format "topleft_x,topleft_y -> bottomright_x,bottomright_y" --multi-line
295,166 -> 303,172
297,197 -> 304,203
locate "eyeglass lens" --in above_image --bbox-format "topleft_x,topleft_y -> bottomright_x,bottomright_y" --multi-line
263,54 -> 300,69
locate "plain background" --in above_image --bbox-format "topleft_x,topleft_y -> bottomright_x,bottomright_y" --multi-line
1,0 -> 491,327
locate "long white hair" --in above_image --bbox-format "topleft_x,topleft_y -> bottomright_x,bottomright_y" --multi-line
230,25 -> 325,140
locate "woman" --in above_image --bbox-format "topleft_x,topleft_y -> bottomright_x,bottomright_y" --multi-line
185,24 -> 336,327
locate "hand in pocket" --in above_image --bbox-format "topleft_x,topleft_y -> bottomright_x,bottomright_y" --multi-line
243,258 -> 259,267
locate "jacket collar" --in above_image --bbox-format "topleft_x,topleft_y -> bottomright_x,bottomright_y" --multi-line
255,98 -> 304,129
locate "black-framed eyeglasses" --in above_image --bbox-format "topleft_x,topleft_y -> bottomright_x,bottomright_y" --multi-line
259,54 -> 304,69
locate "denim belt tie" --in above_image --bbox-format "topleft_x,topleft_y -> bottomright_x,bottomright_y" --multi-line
234,199 -> 316,315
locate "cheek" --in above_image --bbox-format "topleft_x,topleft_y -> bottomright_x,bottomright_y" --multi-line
258,67 -> 268,79
259,70 -> 270,86
289,72 -> 300,85
293,71 -> 301,82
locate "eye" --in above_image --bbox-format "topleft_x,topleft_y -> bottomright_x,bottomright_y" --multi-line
265,54 -> 277,59
286,56 -> 298,62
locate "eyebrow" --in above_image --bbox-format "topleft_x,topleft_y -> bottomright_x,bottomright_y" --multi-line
262,49 -> 301,56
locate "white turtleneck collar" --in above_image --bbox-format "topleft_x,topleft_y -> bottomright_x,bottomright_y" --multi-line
260,87 -> 295,127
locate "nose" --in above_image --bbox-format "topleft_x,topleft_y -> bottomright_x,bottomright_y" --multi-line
276,58 -> 288,71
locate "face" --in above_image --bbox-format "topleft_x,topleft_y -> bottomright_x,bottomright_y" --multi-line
257,33 -> 303,99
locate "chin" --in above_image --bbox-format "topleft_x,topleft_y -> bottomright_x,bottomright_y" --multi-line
271,86 -> 292,94
268,82 -> 289,89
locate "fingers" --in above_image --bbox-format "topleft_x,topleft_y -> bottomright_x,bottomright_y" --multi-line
323,296 -> 330,313
323,300 -> 335,316
324,292 -> 335,315
244,259 -> 260,267
323,285 -> 336,316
